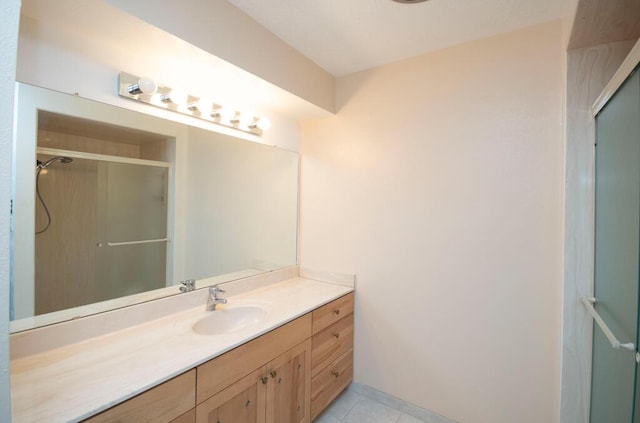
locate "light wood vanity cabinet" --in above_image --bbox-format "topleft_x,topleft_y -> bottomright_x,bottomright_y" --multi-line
196,316 -> 312,423
83,370 -> 196,423
82,293 -> 353,423
310,293 -> 354,421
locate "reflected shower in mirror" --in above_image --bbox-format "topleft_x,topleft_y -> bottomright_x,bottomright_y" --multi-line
11,83 -> 299,331
35,156 -> 73,234
34,151 -> 170,316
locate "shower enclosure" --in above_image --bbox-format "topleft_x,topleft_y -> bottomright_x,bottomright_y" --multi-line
589,67 -> 640,422
34,151 -> 169,315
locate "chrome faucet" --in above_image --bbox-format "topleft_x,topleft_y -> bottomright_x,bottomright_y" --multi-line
206,285 -> 227,311
179,279 -> 195,293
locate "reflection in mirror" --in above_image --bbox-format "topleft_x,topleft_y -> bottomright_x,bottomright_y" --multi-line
34,111 -> 173,317
11,83 -> 299,332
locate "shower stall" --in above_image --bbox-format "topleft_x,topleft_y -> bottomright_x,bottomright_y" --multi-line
34,150 -> 170,315
588,66 -> 640,422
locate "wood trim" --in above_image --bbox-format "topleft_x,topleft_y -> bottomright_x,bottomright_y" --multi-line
83,370 -> 195,423
312,293 -> 354,335
592,38 -> 640,116
197,314 -> 312,404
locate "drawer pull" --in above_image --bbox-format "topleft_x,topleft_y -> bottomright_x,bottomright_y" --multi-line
270,371 -> 277,378
261,376 -> 268,384
246,400 -> 251,408
332,371 -> 340,378
333,309 -> 341,315
333,333 -> 340,339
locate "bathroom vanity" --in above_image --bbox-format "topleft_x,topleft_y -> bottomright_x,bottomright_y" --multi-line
9,269 -> 354,422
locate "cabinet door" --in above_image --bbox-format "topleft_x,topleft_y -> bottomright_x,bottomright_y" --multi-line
196,368 -> 267,423
265,339 -> 312,423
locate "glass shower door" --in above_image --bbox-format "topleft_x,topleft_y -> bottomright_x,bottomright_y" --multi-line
591,69 -> 640,423
94,161 -> 168,302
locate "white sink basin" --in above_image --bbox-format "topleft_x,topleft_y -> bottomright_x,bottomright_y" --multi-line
192,304 -> 269,336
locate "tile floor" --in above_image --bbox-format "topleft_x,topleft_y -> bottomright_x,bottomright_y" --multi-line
315,389 -> 436,423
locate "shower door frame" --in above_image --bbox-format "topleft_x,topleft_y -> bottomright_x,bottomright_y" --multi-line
586,41 -> 640,422
36,146 -> 173,308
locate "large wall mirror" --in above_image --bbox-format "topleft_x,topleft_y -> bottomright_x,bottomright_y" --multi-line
11,83 -> 299,332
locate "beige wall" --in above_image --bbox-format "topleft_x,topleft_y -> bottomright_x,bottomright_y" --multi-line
105,0 -> 335,113
17,0 -> 309,153
300,20 -> 564,423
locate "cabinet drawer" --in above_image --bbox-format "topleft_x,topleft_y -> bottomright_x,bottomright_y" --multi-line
312,293 -> 354,335
310,349 -> 353,421
197,314 -> 312,404
83,370 -> 196,423
311,313 -> 353,377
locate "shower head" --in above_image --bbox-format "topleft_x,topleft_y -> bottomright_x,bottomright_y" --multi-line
37,156 -> 73,170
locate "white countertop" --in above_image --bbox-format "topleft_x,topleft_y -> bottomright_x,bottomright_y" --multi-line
10,277 -> 353,423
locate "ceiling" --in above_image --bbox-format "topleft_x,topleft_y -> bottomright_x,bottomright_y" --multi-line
226,0 -> 565,76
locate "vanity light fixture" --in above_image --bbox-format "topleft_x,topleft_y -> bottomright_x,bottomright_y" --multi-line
161,89 -> 189,106
232,112 -> 255,127
213,105 -> 237,121
189,98 -> 213,113
127,77 -> 158,95
118,72 -> 271,136
250,117 -> 271,131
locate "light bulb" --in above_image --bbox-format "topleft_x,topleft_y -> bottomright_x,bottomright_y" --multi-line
127,77 -> 157,95
238,113 -> 255,127
214,106 -> 236,121
168,89 -> 188,106
197,98 -> 213,114
256,117 -> 271,131
150,93 -> 163,106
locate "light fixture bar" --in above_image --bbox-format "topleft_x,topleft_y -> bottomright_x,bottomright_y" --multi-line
117,72 -> 270,136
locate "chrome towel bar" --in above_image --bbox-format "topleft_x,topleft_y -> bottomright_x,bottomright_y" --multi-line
106,238 -> 168,247
582,297 -> 635,351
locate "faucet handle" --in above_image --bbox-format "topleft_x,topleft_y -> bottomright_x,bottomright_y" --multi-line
179,279 -> 196,292
210,285 -> 225,294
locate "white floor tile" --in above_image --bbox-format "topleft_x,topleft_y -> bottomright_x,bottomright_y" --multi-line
323,390 -> 363,419
397,413 -> 427,423
314,412 -> 342,423
342,397 -> 402,423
